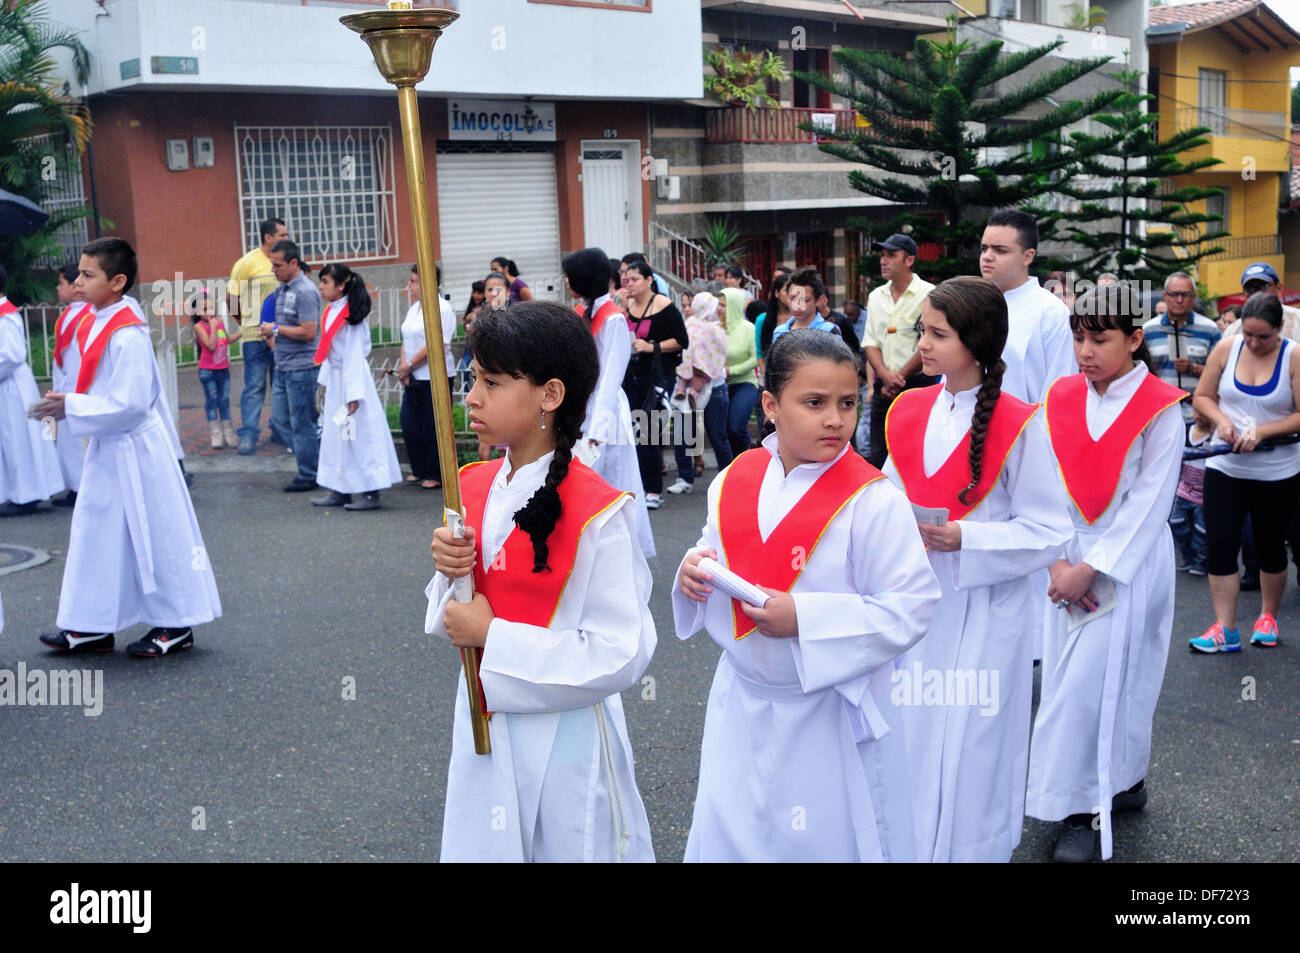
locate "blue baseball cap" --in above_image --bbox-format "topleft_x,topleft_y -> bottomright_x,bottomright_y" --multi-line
1241,262 -> 1279,288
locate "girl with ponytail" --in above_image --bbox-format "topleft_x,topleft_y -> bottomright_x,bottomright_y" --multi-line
426,300 -> 657,863
881,275 -> 1073,862
311,263 -> 401,510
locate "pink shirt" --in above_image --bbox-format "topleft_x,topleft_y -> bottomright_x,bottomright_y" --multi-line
197,321 -> 229,370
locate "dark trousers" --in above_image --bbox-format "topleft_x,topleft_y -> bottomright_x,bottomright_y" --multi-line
624,373 -> 664,495
867,372 -> 939,469
401,377 -> 452,481
1204,469 -> 1300,576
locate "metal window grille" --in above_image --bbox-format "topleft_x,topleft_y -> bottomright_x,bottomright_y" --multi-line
233,125 -> 397,262
23,132 -> 88,267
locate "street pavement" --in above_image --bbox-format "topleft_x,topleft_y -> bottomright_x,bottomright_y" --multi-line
0,368 -> 1295,862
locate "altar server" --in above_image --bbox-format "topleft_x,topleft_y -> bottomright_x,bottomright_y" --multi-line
33,237 -> 221,657
0,263 -> 64,515
309,263 -> 401,511
675,329 -> 941,862
426,301 -> 656,863
882,276 -> 1072,862
563,247 -> 655,558
1027,285 -> 1185,862
49,263 -> 91,505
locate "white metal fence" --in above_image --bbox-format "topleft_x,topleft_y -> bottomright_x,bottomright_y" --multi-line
23,132 -> 89,268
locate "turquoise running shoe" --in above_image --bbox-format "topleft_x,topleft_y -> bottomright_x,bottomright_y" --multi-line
1190,622 -> 1241,653
1250,613 -> 1279,647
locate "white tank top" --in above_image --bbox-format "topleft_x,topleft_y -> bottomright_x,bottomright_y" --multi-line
1208,336 -> 1300,480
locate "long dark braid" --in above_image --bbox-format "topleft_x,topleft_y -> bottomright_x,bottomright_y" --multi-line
925,277 -> 1010,506
468,301 -> 599,573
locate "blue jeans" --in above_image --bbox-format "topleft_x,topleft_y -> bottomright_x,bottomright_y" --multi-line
1169,495 -> 1207,572
198,367 -> 231,421
727,382 -> 760,455
239,339 -> 290,443
273,364 -> 320,481
672,384 -> 733,484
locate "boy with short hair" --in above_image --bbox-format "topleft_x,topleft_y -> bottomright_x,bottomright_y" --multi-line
50,263 -> 91,507
31,237 -> 221,657
0,263 -> 65,515
772,269 -> 842,340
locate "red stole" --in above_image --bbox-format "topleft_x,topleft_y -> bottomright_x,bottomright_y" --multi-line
0,298 -> 15,318
717,447 -> 885,639
575,300 -> 623,337
312,302 -> 349,365
458,455 -> 629,713
75,309 -> 147,393
54,303 -> 93,370
1045,372 -> 1185,524
884,385 -> 1039,521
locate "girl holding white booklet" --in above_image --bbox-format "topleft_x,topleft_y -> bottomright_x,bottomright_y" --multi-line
881,276 -> 1072,863
674,329 -> 941,862
1028,286 -> 1185,864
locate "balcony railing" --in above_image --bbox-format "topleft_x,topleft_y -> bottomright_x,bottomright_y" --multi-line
1201,234 -> 1282,261
705,107 -> 860,144
1176,107 -> 1289,141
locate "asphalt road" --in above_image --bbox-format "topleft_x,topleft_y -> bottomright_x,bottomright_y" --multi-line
0,462 -> 1296,862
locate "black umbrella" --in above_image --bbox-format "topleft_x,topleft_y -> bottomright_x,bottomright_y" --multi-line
0,187 -> 49,236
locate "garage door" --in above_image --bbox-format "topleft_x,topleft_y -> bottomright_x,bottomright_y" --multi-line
435,145 -> 562,316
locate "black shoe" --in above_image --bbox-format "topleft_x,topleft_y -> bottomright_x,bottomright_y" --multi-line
343,491 -> 381,511
1052,815 -> 1099,863
127,627 -> 194,658
311,490 -> 351,507
52,491 -> 77,508
1240,573 -> 1261,592
39,630 -> 114,653
0,500 -> 41,517
1112,779 -> 1148,813
283,478 -> 318,493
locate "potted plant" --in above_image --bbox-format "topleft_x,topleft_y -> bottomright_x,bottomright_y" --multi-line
704,46 -> 789,110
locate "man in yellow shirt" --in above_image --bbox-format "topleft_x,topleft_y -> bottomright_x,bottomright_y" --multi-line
228,217 -> 288,454
861,233 -> 935,467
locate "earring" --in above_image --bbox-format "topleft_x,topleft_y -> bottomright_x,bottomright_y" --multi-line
540,409 -> 547,431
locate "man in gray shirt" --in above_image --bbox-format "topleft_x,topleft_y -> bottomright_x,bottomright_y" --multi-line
262,239 -> 321,491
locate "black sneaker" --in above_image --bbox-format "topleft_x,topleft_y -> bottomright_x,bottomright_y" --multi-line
0,500 -> 41,517
283,478 -> 317,493
52,491 -> 77,508
127,627 -> 194,658
39,630 -> 114,653
1112,779 -> 1147,813
1052,815 -> 1099,863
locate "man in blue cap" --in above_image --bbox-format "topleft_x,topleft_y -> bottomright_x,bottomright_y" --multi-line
1221,262 -> 1300,341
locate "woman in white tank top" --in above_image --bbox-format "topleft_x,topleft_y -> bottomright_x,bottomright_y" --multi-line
1193,292 -> 1300,652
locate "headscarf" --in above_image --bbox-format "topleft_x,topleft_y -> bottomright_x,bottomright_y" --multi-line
718,286 -> 747,331
691,291 -> 719,324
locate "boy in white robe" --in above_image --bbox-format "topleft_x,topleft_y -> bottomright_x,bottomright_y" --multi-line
31,237 -> 221,657
0,264 -> 64,515
50,262 -> 90,507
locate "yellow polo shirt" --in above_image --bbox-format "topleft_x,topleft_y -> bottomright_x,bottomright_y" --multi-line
862,273 -> 935,372
229,247 -> 278,335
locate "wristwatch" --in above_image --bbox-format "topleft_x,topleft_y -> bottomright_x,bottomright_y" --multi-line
272,325 -> 279,337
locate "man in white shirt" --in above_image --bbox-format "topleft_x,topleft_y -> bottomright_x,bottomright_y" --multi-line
861,233 -> 936,467
979,210 -> 1076,404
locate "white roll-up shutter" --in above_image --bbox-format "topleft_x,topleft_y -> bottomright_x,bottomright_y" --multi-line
435,147 -> 561,315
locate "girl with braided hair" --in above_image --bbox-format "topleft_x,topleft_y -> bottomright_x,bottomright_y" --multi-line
674,329 -> 941,862
881,275 -> 1072,862
425,301 -> 656,863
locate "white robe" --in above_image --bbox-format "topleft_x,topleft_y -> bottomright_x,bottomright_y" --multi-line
315,304 -> 402,494
583,294 -> 654,559
50,306 -> 87,491
882,385 -> 1072,862
1026,363 -> 1183,861
424,450 -> 657,862
0,300 -> 63,504
672,434 -> 942,862
1000,276 -> 1076,661
56,300 -> 221,633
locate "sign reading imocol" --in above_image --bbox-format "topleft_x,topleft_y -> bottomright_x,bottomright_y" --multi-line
448,99 -> 557,143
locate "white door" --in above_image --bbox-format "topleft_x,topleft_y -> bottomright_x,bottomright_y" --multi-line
581,141 -> 641,258
435,147 -> 562,314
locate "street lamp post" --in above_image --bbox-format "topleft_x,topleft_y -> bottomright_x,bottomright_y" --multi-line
341,1 -> 491,755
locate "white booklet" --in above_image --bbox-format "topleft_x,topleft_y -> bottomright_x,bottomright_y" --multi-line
1065,574 -> 1117,633
912,504 -> 949,527
697,557 -> 770,608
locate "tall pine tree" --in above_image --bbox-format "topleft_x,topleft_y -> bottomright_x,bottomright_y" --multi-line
798,21 -> 1124,280
1046,69 -> 1227,281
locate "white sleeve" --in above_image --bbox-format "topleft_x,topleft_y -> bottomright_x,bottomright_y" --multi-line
427,501 -> 656,714
956,414 -> 1074,589
1038,302 -> 1077,401
342,323 -> 369,405
670,470 -> 726,640
1080,404 -> 1183,585
0,316 -> 25,380
62,328 -> 156,437
789,479 -> 942,693
586,319 -> 632,445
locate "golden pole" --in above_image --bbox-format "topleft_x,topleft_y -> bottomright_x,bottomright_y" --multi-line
342,2 -> 491,755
